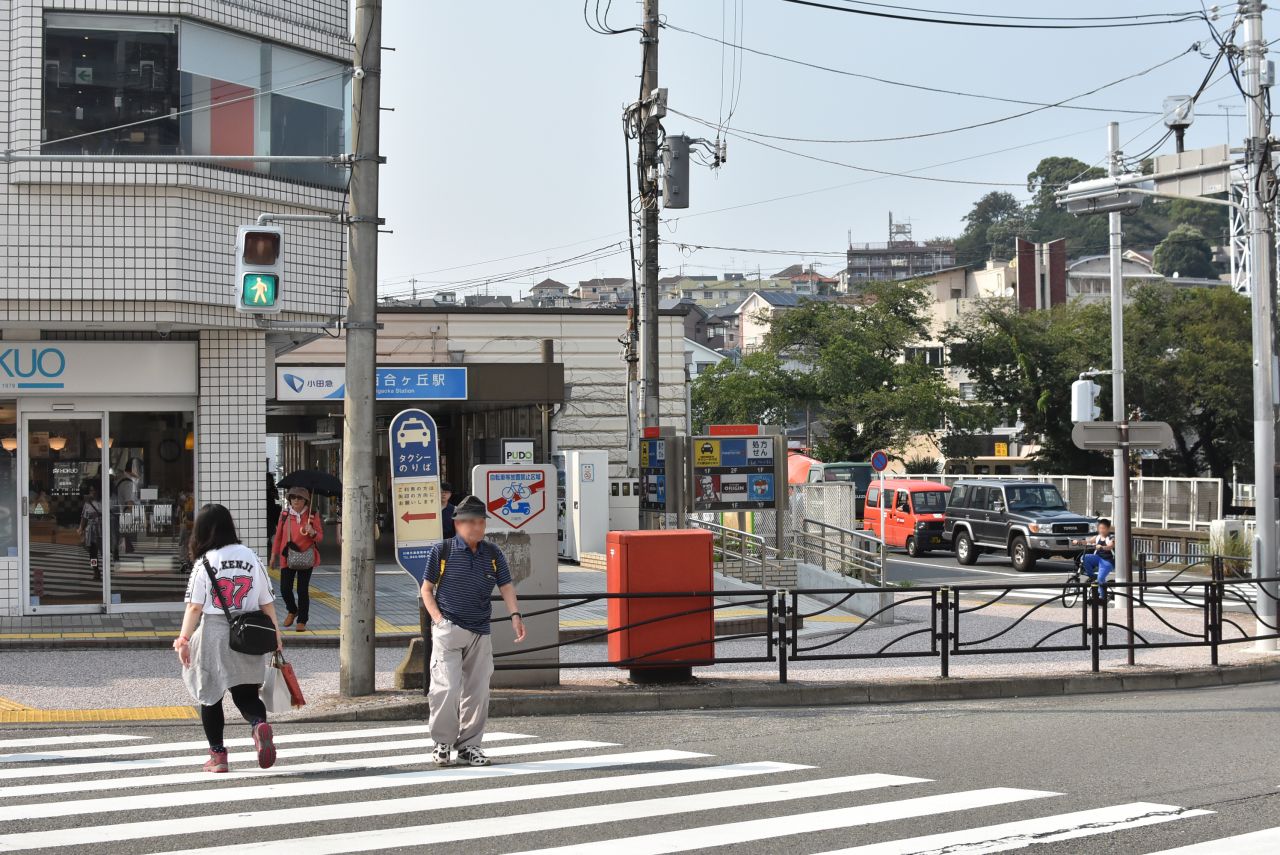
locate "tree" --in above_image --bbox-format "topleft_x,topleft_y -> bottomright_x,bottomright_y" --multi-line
691,281 -> 990,462
1024,156 -> 1109,258
1152,224 -> 1217,279
944,298 -> 1112,473
1166,197 -> 1229,244
1124,284 -> 1251,481
691,350 -> 797,429
955,191 -> 1025,265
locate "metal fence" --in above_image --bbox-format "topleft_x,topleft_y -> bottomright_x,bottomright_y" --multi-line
465,556 -> 1280,685
896,474 -> 1223,530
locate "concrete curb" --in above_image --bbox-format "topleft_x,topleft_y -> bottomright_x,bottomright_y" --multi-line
287,660 -> 1280,723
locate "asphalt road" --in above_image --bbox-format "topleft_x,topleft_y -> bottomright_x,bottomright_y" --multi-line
883,548 -> 1079,587
1,682 -> 1277,854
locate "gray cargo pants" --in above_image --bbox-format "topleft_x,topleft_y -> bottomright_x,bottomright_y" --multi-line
427,621 -> 494,749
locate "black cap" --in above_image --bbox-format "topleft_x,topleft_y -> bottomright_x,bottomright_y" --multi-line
453,495 -> 487,520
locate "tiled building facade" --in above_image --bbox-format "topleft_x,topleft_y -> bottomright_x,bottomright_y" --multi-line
0,1 -> 350,616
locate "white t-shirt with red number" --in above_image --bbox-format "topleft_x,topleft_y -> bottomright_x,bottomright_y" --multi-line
185,544 -> 276,615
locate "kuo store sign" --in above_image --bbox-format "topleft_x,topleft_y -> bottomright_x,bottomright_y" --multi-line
0,342 -> 196,396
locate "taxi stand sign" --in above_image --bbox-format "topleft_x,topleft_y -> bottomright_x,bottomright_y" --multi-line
389,408 -> 443,584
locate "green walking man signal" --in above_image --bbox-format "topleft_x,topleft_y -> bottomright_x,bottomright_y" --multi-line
235,225 -> 284,315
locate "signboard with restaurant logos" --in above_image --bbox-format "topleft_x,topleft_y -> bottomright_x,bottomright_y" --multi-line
690,433 -> 783,512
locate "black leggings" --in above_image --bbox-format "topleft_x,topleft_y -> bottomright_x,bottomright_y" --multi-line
280,568 -> 312,624
200,684 -> 267,750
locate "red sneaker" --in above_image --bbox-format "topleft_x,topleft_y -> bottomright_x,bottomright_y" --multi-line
203,749 -> 229,773
252,722 -> 276,769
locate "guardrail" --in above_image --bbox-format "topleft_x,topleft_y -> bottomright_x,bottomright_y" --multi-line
458,556 -> 1280,686
791,517 -> 883,584
689,517 -> 776,581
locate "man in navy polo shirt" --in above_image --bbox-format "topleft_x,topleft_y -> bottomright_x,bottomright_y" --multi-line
421,495 -> 526,767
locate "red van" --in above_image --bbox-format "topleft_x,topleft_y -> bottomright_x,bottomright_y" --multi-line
862,479 -> 951,557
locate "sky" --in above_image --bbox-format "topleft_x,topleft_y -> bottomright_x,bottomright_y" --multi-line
372,1 -> 1270,302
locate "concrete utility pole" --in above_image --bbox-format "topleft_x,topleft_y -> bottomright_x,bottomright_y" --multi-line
1241,0 -> 1278,649
1106,122 -> 1133,594
639,0 -> 661,431
341,0 -> 382,696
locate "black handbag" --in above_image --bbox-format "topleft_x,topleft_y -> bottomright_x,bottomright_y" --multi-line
203,557 -> 278,656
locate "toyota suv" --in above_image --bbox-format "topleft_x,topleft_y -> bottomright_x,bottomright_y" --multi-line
944,480 -> 1096,571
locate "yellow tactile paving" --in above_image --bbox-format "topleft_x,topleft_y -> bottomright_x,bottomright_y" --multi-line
0,705 -> 197,724
0,697 -> 34,712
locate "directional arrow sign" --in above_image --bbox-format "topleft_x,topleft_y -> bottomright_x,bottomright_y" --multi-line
1072,420 -> 1174,451
389,408 -> 443,584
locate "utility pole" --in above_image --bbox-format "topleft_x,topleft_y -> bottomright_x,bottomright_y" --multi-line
340,0 -> 382,696
639,0 -> 660,433
1242,0 -> 1278,649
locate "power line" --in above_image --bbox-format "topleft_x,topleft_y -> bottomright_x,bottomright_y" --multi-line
716,129 -> 1027,186
668,44 -> 1196,146
378,243 -> 631,298
663,23 -> 1163,116
781,0 -> 1208,30
823,0 -> 1225,23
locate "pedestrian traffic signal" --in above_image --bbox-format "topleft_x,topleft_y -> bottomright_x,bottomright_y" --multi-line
1071,379 -> 1102,422
235,225 -> 284,314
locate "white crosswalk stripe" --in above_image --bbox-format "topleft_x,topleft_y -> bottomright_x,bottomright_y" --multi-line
0,734 -> 149,750
1144,827 -> 1280,854
0,723 -> 1266,855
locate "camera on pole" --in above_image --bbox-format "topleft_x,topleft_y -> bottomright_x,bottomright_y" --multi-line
235,224 -> 284,315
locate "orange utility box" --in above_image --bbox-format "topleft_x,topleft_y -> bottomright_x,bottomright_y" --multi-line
607,530 -> 714,675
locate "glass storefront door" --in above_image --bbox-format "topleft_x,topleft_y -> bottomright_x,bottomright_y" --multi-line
106,410 -> 195,606
20,407 -> 196,612
22,413 -> 107,612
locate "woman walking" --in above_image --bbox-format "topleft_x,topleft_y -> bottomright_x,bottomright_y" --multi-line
78,482 -> 104,581
269,486 -> 324,632
174,503 -> 283,773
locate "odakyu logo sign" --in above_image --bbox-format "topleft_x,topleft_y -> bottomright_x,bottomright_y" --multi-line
0,347 -> 66,390
280,371 -> 345,399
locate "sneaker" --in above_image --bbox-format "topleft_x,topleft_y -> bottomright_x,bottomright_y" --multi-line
252,722 -> 276,769
456,745 -> 491,767
432,743 -> 454,767
202,749 -> 229,773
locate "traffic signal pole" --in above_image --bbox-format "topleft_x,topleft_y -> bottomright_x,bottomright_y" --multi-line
1106,123 -> 1133,604
341,0 -> 383,695
1241,0 -> 1278,649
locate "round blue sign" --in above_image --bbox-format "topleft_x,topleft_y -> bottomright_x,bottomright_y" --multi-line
870,450 -> 889,472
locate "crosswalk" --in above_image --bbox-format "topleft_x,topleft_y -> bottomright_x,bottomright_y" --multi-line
0,724 -> 1274,854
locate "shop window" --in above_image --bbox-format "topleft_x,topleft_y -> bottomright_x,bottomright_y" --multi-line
42,16 -> 181,156
43,14 -> 348,188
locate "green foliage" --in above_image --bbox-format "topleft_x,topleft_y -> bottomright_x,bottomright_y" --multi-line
946,285 -> 1252,479
691,280 -> 992,462
903,456 -> 941,474
943,298 -> 1112,473
1124,284 -> 1251,480
1152,224 -> 1217,279
1166,197 -> 1229,242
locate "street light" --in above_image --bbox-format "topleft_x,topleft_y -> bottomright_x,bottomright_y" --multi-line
1060,176 -> 1148,216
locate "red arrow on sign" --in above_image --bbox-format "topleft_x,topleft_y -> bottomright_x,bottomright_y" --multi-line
401,511 -> 438,523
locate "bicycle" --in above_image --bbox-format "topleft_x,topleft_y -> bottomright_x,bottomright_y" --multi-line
1061,554 -> 1088,608
1061,552 -> 1116,608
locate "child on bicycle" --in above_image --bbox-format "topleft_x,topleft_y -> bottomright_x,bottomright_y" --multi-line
1081,518 -> 1116,600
